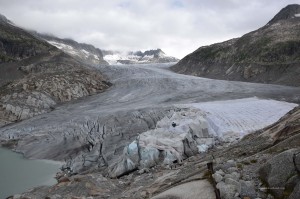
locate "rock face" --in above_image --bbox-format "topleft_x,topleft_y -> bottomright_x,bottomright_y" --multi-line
0,15 -> 53,65
171,4 -> 300,86
0,14 -> 111,127
36,33 -> 108,65
5,65 -> 300,198
102,49 -> 179,65
259,148 -> 300,199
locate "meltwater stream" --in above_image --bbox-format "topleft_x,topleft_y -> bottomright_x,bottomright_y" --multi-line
0,147 -> 62,199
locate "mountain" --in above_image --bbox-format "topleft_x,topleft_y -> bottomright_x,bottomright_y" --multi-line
36,33 -> 108,65
102,48 -> 179,65
0,14 -> 111,127
36,33 -> 178,65
171,4 -> 300,86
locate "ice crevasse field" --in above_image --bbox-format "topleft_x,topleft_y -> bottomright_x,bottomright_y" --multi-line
108,97 -> 297,177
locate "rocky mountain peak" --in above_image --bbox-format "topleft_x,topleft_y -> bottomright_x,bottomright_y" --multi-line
103,48 -> 178,64
171,4 -> 300,86
0,13 -> 11,24
143,48 -> 165,57
267,4 -> 300,24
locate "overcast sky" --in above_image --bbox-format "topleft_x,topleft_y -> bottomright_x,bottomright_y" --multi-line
0,0 -> 299,58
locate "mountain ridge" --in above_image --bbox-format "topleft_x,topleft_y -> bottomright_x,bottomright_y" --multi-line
171,4 -> 300,86
102,48 -> 179,65
35,33 -> 109,65
0,14 -> 111,127
268,4 -> 300,25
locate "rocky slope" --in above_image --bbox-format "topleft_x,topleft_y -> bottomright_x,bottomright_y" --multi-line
0,14 -> 111,127
171,4 -> 300,86
36,33 -> 108,65
102,49 -> 179,64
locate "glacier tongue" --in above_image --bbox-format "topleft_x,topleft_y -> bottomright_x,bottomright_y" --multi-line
108,108 -> 213,177
108,97 -> 297,178
182,97 -> 298,142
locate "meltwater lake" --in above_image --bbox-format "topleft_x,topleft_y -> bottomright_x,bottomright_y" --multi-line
0,147 -> 62,198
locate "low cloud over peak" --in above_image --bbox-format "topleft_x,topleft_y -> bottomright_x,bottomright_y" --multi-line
0,0 -> 299,58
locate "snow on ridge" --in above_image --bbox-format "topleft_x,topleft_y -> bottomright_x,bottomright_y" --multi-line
103,50 -> 177,65
93,55 -> 99,60
47,40 -> 101,61
103,54 -> 124,65
47,41 -> 73,50
295,13 -> 300,17
80,49 -> 92,58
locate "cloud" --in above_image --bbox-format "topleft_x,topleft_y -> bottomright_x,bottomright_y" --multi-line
0,0 -> 299,58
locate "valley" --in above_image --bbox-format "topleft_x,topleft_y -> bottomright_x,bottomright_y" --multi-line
0,3 -> 300,199
1,62 -> 299,198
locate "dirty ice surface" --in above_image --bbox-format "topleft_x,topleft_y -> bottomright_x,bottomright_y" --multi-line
180,97 -> 298,142
109,97 -> 297,177
141,97 -> 297,157
2,63 -> 300,178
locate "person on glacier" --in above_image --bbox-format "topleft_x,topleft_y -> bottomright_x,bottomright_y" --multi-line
172,122 -> 176,127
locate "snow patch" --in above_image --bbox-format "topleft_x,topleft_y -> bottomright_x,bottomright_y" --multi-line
104,54 -> 124,65
81,49 -> 90,58
47,41 -> 74,51
93,55 -> 99,60
103,50 -> 177,65
295,13 -> 300,17
46,40 -> 103,63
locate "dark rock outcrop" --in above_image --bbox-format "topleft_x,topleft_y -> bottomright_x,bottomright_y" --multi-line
259,148 -> 300,198
268,4 -> 300,25
171,4 -> 300,86
0,16 -> 54,65
0,14 -> 111,127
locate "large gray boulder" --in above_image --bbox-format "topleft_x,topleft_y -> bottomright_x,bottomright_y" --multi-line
238,180 -> 257,198
288,181 -> 300,199
216,181 -> 237,199
259,148 -> 300,198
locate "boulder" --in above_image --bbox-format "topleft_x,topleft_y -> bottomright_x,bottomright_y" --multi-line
225,178 -> 240,188
288,181 -> 300,199
259,148 -> 300,198
217,181 -> 237,199
216,169 -> 225,176
238,180 -> 257,199
224,172 -> 240,181
213,173 -> 223,183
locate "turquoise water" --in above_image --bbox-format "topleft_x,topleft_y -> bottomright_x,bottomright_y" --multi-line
0,147 -> 62,199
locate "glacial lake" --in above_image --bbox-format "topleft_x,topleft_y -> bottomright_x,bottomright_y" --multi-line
0,147 -> 62,199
